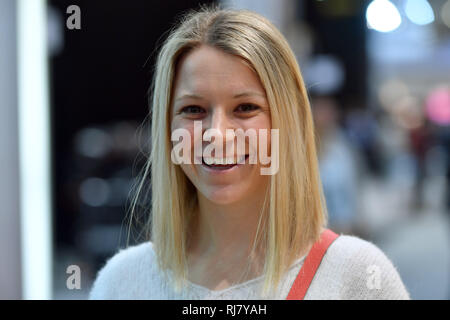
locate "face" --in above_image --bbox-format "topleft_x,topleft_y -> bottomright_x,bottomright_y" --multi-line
170,45 -> 272,205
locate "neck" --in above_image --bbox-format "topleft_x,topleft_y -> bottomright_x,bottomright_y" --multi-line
188,189 -> 268,262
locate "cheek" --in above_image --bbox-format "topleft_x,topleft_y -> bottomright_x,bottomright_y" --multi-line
243,116 -> 272,154
246,113 -> 271,133
170,119 -> 197,181
171,119 -> 196,148
180,163 -> 195,181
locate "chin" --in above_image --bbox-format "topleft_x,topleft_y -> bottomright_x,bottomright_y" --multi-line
200,184 -> 247,205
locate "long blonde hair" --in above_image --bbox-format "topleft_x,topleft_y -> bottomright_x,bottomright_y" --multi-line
128,5 -> 328,295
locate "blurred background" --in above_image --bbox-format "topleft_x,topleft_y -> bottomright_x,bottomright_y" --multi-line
0,0 -> 449,300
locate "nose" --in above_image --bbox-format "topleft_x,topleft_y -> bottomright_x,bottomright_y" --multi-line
205,108 -> 236,138
203,107 -> 236,152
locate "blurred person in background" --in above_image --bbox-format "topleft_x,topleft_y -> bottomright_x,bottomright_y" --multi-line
344,106 -> 383,178
312,96 -> 360,235
408,118 -> 434,212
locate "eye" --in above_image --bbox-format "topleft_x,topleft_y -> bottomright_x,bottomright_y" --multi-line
180,105 -> 206,116
234,103 -> 260,113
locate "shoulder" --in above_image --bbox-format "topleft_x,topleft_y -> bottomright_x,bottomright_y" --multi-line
89,241 -> 156,299
328,234 -> 388,262
310,234 -> 410,299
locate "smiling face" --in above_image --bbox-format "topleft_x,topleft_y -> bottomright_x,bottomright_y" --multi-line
170,45 -> 272,205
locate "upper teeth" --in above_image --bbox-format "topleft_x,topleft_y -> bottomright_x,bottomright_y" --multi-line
204,155 -> 246,165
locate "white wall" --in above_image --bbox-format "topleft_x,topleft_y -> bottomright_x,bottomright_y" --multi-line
0,0 -> 22,300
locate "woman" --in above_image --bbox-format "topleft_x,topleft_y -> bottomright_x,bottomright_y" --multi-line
90,7 -> 410,299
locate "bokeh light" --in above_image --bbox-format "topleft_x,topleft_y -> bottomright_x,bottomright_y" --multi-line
366,0 -> 402,32
79,177 -> 111,207
404,0 -> 435,26
426,87 -> 450,125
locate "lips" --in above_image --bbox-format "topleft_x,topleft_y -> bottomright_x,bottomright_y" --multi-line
202,155 -> 249,170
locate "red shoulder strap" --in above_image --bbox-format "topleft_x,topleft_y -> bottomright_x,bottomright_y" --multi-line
286,228 -> 339,300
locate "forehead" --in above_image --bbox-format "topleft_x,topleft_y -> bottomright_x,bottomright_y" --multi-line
172,45 -> 266,96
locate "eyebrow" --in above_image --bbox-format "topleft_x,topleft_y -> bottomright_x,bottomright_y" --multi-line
233,91 -> 266,98
175,94 -> 204,101
174,91 -> 266,101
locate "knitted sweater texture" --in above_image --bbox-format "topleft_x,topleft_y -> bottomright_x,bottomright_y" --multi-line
89,234 -> 410,300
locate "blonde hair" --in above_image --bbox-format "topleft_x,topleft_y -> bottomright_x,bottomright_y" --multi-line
128,5 -> 328,295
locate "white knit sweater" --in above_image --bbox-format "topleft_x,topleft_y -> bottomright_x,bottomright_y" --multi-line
89,234 -> 410,300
